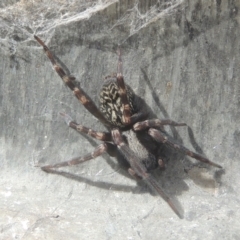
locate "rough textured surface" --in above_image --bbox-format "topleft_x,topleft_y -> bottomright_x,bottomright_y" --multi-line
0,0 -> 240,239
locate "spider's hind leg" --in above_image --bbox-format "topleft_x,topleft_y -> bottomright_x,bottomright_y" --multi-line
34,35 -> 110,128
115,49 -> 146,126
41,142 -> 116,172
116,49 -> 132,125
60,112 -> 112,142
148,128 -> 222,169
111,128 -> 183,219
133,119 -> 187,131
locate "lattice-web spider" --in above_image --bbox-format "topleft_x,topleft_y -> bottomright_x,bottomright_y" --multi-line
35,35 -> 222,218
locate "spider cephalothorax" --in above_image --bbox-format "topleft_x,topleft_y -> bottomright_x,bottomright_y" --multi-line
35,35 -> 222,218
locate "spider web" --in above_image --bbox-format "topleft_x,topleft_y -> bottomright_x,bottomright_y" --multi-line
0,0 -> 184,45
110,0 -> 184,35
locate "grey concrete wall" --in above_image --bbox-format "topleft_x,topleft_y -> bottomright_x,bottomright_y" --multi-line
0,0 -> 239,239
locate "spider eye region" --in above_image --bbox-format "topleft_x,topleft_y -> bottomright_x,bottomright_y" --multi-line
99,80 -> 134,127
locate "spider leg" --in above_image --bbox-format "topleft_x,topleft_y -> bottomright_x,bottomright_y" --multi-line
60,112 -> 112,142
148,128 -> 222,168
128,167 -> 142,181
116,50 -> 148,126
34,35 -> 110,128
116,49 -> 132,125
133,119 -> 186,131
41,142 -> 115,172
111,129 -> 183,219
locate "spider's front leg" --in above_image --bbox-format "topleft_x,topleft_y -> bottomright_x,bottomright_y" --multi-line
111,129 -> 183,219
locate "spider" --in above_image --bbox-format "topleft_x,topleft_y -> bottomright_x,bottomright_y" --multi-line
34,35 -> 222,219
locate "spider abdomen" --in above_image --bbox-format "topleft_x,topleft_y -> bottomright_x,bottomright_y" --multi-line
99,79 -> 135,127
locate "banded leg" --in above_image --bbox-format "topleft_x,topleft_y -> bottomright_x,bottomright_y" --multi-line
148,128 -> 222,169
111,129 -> 182,219
116,49 -> 132,125
34,35 -> 110,128
41,143 -> 111,172
133,119 -> 187,131
115,51 -> 149,126
60,112 -> 112,142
